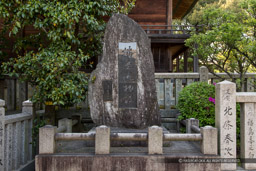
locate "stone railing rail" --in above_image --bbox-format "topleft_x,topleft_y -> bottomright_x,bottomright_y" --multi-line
0,99 -> 34,171
155,66 -> 256,109
39,125 -> 218,155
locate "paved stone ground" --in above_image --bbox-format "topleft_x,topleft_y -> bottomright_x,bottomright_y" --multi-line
56,140 -> 202,155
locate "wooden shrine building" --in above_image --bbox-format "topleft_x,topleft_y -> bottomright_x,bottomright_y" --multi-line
128,0 -> 198,72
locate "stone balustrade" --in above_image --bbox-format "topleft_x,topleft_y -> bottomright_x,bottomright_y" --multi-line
2,67 -> 255,112
155,66 -> 255,109
0,99 -> 34,171
39,125 -> 217,156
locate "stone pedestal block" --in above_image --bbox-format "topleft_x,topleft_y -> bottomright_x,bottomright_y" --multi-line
95,125 -> 110,154
148,126 -> 163,154
39,125 -> 56,154
200,126 -> 218,155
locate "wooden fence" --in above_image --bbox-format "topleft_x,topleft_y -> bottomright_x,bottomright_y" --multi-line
0,76 -> 89,112
0,77 -> 31,112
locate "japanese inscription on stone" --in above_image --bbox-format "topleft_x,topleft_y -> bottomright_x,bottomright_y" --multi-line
247,105 -> 255,158
241,103 -> 256,169
221,88 -> 235,158
216,81 -> 236,170
118,42 -> 138,108
103,80 -> 113,101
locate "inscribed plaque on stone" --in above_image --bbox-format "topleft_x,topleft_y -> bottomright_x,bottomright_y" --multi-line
118,42 -> 138,108
102,80 -> 113,101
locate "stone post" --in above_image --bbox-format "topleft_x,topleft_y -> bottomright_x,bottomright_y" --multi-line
95,125 -> 110,154
22,100 -> 34,160
186,118 -> 199,133
22,100 -> 34,115
187,79 -> 194,85
58,118 -> 72,133
0,99 -> 5,171
175,79 -> 182,105
240,102 -> 256,170
215,81 -> 236,170
164,79 -> 173,109
156,79 -> 164,107
39,125 -> 56,154
199,66 -> 209,83
200,126 -> 218,155
148,126 -> 163,154
246,78 -> 254,92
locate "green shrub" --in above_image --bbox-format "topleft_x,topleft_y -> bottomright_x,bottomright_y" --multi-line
177,81 -> 241,151
177,82 -> 215,127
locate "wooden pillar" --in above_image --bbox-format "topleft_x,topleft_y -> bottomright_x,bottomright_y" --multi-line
193,42 -> 199,72
167,0 -> 173,28
0,79 -> 4,100
168,47 -> 173,72
176,56 -> 180,72
7,79 -> 16,111
184,51 -> 188,72
193,56 -> 198,72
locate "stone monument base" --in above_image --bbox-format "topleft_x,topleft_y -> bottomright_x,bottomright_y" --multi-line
84,127 -> 171,147
36,153 -> 221,171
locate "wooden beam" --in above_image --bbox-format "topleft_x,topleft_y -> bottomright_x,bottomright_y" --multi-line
172,46 -> 188,59
173,0 -> 183,17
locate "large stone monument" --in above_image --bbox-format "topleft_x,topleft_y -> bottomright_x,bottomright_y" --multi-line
89,14 -> 160,129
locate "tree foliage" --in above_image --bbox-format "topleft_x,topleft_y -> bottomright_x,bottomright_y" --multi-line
0,0 -> 135,105
185,0 -> 256,91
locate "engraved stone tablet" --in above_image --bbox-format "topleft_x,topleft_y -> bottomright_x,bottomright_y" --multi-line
89,14 -> 160,128
119,83 -> 137,108
102,80 -> 112,101
118,42 -> 138,108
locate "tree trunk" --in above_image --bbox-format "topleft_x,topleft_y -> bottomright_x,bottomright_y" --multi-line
45,104 -> 56,125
